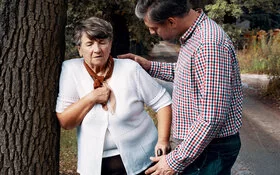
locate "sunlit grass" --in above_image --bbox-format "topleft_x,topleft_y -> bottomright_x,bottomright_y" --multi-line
238,31 -> 280,75
238,30 -> 280,98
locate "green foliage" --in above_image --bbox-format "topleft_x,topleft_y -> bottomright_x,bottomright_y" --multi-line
221,23 -> 244,47
205,0 -> 280,46
240,0 -> 279,13
240,0 -> 280,30
205,0 -> 243,24
205,0 -> 244,47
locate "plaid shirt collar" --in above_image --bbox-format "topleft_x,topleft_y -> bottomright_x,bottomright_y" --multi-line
180,9 -> 206,44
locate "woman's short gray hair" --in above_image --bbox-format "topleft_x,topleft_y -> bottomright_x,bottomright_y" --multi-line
74,17 -> 113,46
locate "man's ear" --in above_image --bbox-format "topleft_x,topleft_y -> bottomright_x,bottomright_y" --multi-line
167,17 -> 176,27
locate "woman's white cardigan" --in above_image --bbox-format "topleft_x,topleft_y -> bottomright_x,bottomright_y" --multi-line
56,58 -> 172,175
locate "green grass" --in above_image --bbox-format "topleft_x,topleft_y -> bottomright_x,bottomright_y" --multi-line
238,31 -> 280,74
59,129 -> 78,175
238,31 -> 280,98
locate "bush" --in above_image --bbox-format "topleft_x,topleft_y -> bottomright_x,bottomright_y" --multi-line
238,29 -> 280,98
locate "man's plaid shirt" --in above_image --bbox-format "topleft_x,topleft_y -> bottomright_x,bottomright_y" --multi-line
149,11 -> 243,172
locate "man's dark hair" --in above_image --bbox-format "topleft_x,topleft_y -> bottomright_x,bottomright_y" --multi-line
135,0 -> 191,23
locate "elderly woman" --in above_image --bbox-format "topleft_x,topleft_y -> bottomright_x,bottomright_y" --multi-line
56,17 -> 172,175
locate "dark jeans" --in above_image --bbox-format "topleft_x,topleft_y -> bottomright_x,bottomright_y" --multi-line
181,133 -> 241,175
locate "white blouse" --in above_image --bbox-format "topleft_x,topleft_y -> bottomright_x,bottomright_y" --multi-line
56,58 -> 171,175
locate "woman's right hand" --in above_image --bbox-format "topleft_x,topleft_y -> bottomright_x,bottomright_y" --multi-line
91,85 -> 111,106
117,53 -> 151,71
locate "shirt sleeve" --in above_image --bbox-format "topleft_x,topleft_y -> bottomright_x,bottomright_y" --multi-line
56,61 -> 80,113
166,42 -> 234,172
136,63 -> 172,112
149,61 -> 176,82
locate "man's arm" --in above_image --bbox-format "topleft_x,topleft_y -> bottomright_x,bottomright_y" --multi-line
118,53 -> 176,82
117,53 -> 151,71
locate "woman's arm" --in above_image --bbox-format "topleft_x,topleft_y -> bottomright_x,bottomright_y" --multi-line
57,86 -> 110,130
134,62 -> 172,155
155,104 -> 172,156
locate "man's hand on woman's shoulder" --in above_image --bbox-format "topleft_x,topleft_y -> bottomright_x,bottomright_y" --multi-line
117,53 -> 152,71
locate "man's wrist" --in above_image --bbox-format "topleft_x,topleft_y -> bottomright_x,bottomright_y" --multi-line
144,60 -> 152,71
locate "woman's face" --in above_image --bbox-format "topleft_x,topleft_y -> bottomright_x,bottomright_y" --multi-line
78,33 -> 112,72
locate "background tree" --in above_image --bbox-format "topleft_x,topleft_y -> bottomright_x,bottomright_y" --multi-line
205,0 -> 243,47
205,0 -> 280,47
240,0 -> 280,30
0,0 -> 67,174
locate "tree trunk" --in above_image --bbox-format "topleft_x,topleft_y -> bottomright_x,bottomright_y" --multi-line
110,14 -> 130,57
0,0 -> 67,174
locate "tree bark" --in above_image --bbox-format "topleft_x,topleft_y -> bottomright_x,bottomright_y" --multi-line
0,0 -> 67,174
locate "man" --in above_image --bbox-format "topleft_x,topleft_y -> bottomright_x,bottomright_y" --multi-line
118,0 -> 243,174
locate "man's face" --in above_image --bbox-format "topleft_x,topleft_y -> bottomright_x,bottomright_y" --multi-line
144,15 -> 177,41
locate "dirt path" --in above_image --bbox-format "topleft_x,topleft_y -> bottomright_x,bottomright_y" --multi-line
232,74 -> 280,175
